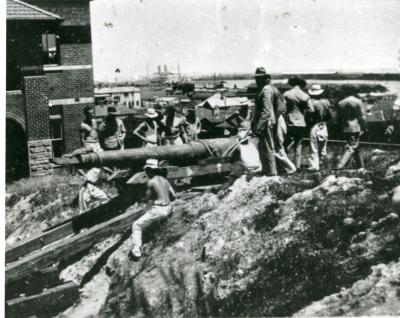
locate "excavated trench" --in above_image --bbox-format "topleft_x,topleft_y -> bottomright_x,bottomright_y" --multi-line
5,147 -> 400,317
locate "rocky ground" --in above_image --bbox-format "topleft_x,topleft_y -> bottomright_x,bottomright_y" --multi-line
5,173 -> 118,247
6,148 -> 400,317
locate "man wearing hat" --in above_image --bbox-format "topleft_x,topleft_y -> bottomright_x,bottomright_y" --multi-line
134,108 -> 159,147
185,108 -> 202,141
283,76 -> 314,169
160,107 -> 188,145
79,168 -> 110,214
130,159 -> 176,261
250,67 -> 279,176
307,84 -> 332,171
99,106 -> 126,150
336,87 -> 367,169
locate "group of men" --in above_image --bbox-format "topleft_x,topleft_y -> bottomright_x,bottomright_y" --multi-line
80,105 -> 201,152
78,67 -> 371,262
249,67 -> 367,176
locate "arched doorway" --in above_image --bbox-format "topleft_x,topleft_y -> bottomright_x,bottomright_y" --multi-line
6,118 -> 29,182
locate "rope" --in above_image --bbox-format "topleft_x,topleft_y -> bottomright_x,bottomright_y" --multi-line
194,139 -> 218,158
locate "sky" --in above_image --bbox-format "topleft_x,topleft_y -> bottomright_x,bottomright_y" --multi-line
90,0 -> 400,81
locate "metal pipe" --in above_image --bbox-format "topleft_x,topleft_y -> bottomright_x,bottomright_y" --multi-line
75,138 -> 236,167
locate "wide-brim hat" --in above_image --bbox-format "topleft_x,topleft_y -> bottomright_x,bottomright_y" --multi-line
254,67 -> 271,78
308,84 -> 324,96
107,106 -> 118,115
143,158 -> 159,170
145,108 -> 158,118
85,167 -> 101,184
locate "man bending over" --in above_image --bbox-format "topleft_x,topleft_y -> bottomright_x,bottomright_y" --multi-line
130,159 -> 176,261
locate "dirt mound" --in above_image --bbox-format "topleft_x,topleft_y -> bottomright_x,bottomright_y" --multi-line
98,168 -> 400,317
295,260 -> 400,316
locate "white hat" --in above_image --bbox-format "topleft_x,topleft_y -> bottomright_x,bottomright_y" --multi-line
143,158 -> 159,170
85,168 -> 101,184
145,108 -> 158,118
308,84 -> 324,96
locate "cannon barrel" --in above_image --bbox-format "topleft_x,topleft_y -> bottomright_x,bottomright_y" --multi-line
51,138 -> 237,168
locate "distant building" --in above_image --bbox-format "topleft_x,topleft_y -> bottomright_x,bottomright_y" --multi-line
94,86 -> 142,108
6,0 -> 95,179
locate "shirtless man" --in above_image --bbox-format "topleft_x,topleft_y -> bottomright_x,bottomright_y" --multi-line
133,108 -> 159,147
80,106 -> 102,152
161,107 -> 188,145
130,159 -> 176,260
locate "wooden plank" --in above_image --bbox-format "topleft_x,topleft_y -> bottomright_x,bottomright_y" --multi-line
5,265 -> 61,300
6,281 -> 79,318
6,192 -> 139,264
6,207 -> 148,284
6,223 -> 73,263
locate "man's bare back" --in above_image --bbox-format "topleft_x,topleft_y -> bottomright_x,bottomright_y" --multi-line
146,175 -> 176,204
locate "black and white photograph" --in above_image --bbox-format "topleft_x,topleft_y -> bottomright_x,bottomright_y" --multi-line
3,0 -> 400,317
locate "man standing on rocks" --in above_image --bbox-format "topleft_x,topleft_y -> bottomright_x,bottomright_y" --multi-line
283,76 -> 314,170
130,159 -> 176,261
336,87 -> 367,169
251,67 -> 278,176
307,84 -> 332,171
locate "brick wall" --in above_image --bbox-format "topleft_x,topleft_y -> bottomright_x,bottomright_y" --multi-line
46,69 -> 94,100
23,76 -> 53,177
60,43 -> 92,65
62,103 -> 94,153
23,76 -> 50,140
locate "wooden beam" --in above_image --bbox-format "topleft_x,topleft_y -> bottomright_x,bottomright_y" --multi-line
6,223 -> 73,263
6,281 -> 79,318
5,265 -> 61,300
6,195 -> 137,264
5,193 -> 201,284
6,207 -> 148,284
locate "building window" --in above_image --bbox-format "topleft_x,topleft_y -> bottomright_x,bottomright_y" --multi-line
42,33 -> 59,65
124,93 -> 129,97
113,95 -> 121,105
136,100 -> 140,107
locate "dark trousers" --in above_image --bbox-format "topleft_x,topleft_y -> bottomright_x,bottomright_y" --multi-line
256,126 -> 277,176
337,133 -> 363,169
284,126 -> 306,169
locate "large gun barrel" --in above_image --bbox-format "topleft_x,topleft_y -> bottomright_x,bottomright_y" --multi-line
51,138 -> 237,168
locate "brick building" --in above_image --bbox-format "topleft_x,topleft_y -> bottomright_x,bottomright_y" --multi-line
94,86 -> 142,108
6,0 -> 95,180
